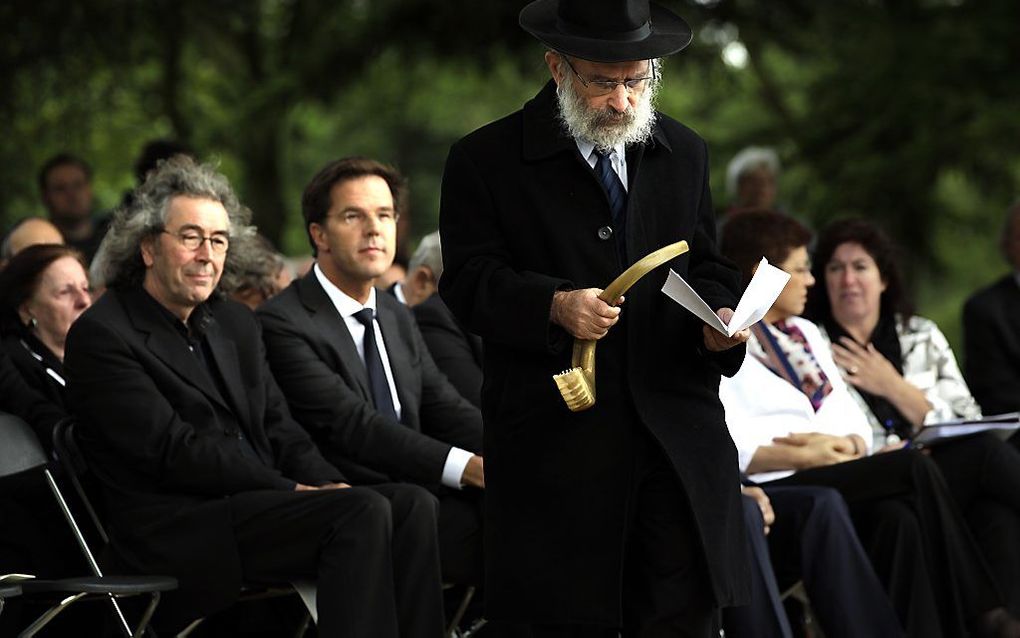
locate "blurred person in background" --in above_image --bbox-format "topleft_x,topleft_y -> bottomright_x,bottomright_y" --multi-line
219,232 -> 293,310
806,217 -> 1020,617
725,146 -> 780,214
963,202 -> 1020,418
37,153 -> 109,263
387,231 -> 443,307
0,243 -> 91,409
0,217 -> 64,267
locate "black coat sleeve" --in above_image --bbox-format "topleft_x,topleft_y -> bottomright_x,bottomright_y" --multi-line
963,292 -> 1020,413
439,141 -> 574,355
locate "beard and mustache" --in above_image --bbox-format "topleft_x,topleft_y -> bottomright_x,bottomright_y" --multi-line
554,57 -> 661,154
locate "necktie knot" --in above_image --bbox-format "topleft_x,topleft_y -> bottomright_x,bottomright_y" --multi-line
353,307 -> 375,328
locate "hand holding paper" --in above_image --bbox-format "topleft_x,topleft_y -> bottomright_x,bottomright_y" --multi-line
661,257 -> 790,336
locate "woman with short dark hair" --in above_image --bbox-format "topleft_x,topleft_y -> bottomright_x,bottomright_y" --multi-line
0,243 -> 92,408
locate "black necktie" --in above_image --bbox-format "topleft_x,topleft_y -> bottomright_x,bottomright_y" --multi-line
353,308 -> 398,421
594,149 -> 628,264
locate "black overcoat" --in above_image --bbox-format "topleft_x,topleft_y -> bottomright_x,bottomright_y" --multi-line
439,81 -> 750,625
64,287 -> 342,622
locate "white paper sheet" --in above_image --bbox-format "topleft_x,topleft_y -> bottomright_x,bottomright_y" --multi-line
661,257 -> 790,336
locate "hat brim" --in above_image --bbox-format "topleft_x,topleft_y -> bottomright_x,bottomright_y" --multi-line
519,0 -> 692,63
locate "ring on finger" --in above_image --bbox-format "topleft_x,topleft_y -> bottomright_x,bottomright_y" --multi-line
848,365 -> 859,375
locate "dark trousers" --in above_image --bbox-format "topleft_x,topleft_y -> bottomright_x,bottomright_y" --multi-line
722,494 -> 793,638
231,483 -> 444,638
438,488 -> 484,586
724,486 -> 902,638
488,431 -> 715,638
930,432 -> 1020,615
767,449 -> 1000,638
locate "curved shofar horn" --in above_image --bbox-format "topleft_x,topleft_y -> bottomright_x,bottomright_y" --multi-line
553,240 -> 690,412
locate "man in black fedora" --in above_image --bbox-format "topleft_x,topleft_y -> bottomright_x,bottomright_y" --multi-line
438,0 -> 751,636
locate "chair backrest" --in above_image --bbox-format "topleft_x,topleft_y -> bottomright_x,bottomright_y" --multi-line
0,412 -> 49,479
52,417 -> 110,544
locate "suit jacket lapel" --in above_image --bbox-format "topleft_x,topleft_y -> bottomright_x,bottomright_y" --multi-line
122,288 -> 234,414
203,316 -> 251,427
297,272 -> 373,401
376,298 -> 412,424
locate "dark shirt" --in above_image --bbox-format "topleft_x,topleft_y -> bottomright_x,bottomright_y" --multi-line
141,290 -> 263,464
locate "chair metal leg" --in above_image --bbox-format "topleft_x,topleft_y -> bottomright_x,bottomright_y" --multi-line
132,591 -> 161,637
43,468 -> 135,637
18,592 -> 88,637
446,585 -> 476,638
176,616 -> 205,637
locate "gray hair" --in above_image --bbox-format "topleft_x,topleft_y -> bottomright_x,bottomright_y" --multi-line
408,231 -> 443,281
218,233 -> 288,297
725,146 -> 780,201
92,156 -> 254,290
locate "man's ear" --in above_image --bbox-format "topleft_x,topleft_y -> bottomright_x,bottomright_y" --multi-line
140,235 -> 156,268
309,223 -> 329,254
545,51 -> 565,86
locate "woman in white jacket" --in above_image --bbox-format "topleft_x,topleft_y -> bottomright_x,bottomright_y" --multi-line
718,210 -> 1017,638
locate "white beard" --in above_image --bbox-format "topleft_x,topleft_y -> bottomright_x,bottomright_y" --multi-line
555,66 -> 660,154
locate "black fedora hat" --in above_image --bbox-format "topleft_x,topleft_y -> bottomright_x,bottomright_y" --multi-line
519,0 -> 693,63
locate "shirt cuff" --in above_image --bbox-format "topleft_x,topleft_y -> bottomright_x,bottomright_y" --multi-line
441,447 -> 474,489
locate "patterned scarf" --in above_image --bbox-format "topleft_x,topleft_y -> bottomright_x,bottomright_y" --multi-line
750,320 -> 833,412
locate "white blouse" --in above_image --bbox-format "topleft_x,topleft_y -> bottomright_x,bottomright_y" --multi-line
720,316 -> 873,483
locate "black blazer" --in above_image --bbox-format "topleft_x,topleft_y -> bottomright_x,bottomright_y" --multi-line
413,293 -> 484,408
64,287 -> 341,619
963,274 -> 1020,414
257,271 -> 483,488
439,80 -> 748,622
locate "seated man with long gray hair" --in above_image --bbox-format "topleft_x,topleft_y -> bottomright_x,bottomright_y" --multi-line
65,156 -> 445,636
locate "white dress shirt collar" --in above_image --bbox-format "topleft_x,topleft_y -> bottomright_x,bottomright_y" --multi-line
313,263 -> 377,318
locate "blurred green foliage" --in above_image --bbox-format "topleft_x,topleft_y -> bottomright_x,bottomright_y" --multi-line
2,0 -> 1017,352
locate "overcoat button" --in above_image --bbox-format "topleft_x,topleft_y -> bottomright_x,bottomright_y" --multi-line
597,226 -> 613,240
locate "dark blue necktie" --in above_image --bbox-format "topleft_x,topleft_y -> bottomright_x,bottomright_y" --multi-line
594,149 -> 628,263
353,308 -> 398,421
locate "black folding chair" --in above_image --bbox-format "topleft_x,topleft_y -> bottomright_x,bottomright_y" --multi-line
0,412 -> 176,637
53,418 -> 313,638
0,582 -> 22,619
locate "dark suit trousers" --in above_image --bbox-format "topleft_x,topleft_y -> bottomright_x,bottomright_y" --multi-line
438,489 -> 484,586
230,483 -> 444,638
724,487 -> 902,638
766,450 -> 1000,638
486,429 -> 716,638
722,495 -> 793,638
929,432 -> 1020,616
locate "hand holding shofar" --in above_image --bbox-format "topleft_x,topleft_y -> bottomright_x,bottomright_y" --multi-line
553,240 -> 689,411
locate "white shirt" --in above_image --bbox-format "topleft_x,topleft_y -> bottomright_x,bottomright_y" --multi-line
575,138 -> 629,192
313,264 -> 472,489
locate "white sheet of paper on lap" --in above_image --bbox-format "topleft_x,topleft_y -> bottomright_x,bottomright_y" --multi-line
660,257 -> 791,337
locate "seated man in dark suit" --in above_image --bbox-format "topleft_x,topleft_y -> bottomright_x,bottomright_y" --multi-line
407,231 -> 484,408
258,157 -> 484,588
64,156 -> 445,637
964,202 -> 1020,417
